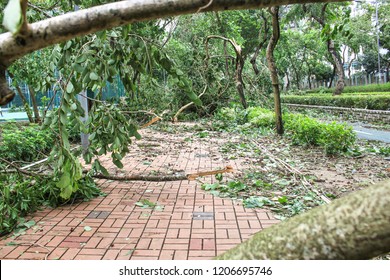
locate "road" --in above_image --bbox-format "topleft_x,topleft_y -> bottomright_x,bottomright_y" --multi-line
0,111 -> 29,121
1,112 -> 389,143
350,122 -> 390,143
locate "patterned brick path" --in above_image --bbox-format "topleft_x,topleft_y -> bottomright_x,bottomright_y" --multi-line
0,127 -> 278,260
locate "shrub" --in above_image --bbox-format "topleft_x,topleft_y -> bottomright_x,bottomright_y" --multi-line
318,122 -> 356,155
246,107 -> 275,128
0,123 -> 55,162
284,114 -> 323,146
306,83 -> 390,94
281,95 -> 390,110
214,106 -> 356,155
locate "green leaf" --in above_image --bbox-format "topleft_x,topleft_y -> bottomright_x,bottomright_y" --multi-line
57,172 -> 72,199
89,72 -> 99,81
63,41 -> 72,50
113,159 -> 123,169
66,82 -> 74,94
23,220 -> 36,229
84,226 -> 92,232
3,0 -> 23,34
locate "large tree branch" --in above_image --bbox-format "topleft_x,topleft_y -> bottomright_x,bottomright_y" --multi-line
0,0 -> 345,65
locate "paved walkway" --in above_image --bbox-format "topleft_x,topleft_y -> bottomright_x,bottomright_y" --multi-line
0,128 -> 278,260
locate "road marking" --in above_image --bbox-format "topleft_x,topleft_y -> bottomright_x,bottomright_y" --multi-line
354,130 -> 373,135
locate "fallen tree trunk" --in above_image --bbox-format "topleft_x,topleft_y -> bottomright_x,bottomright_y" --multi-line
216,179 -> 390,260
87,165 -> 234,181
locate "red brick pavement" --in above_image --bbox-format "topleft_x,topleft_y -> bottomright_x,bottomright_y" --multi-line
0,129 -> 279,260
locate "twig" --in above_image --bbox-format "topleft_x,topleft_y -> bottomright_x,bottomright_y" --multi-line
197,0 -> 214,13
250,140 -> 331,204
12,242 -> 50,260
0,158 -> 43,177
28,3 -> 52,18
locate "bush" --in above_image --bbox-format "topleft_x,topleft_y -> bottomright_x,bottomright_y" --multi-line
215,106 -> 356,155
0,123 -> 55,162
284,114 -> 323,146
281,95 -> 390,110
306,83 -> 390,94
318,122 -> 356,155
247,107 -> 275,129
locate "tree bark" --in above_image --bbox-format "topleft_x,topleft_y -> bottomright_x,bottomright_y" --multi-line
250,12 -> 269,76
266,7 -> 283,135
27,85 -> 41,123
216,179 -> 390,260
328,40 -> 345,95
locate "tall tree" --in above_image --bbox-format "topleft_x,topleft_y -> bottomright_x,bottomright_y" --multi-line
302,3 -> 346,95
266,6 -> 283,135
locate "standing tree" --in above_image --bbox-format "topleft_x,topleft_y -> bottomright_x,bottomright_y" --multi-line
266,6 -> 283,135
302,3 -> 347,95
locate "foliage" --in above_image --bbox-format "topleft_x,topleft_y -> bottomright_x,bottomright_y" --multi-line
0,174 -> 103,236
214,106 -> 356,155
306,83 -> 390,94
0,123 -> 54,162
281,94 -> 390,110
284,114 -> 356,155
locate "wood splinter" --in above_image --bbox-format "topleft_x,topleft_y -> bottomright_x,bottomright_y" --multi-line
140,116 -> 162,129
187,165 -> 234,181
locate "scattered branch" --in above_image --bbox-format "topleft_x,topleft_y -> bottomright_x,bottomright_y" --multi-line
173,85 -> 208,122
27,3 -> 53,18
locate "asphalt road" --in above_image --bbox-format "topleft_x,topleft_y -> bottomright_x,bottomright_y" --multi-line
350,122 -> 390,143
1,112 -> 390,143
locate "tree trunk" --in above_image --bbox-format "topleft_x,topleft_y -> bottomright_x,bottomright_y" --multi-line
7,71 -> 34,123
0,66 -> 15,106
235,54 -> 248,109
216,179 -> 390,260
328,40 -> 345,95
28,85 -> 41,123
205,35 -> 247,109
266,6 -> 283,135
250,11 -> 269,76
328,64 -> 336,89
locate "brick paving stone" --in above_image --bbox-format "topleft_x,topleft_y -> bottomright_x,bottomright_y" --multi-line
47,248 -> 67,260
0,246 -> 16,258
74,255 -> 103,260
189,239 -> 202,250
60,248 -> 81,260
3,245 -> 31,259
173,250 -> 188,260
102,249 -> 120,260
159,250 -> 174,260
18,252 -> 48,260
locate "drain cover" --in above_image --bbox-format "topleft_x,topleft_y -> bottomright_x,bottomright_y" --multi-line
87,211 -> 110,219
192,212 -> 214,220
